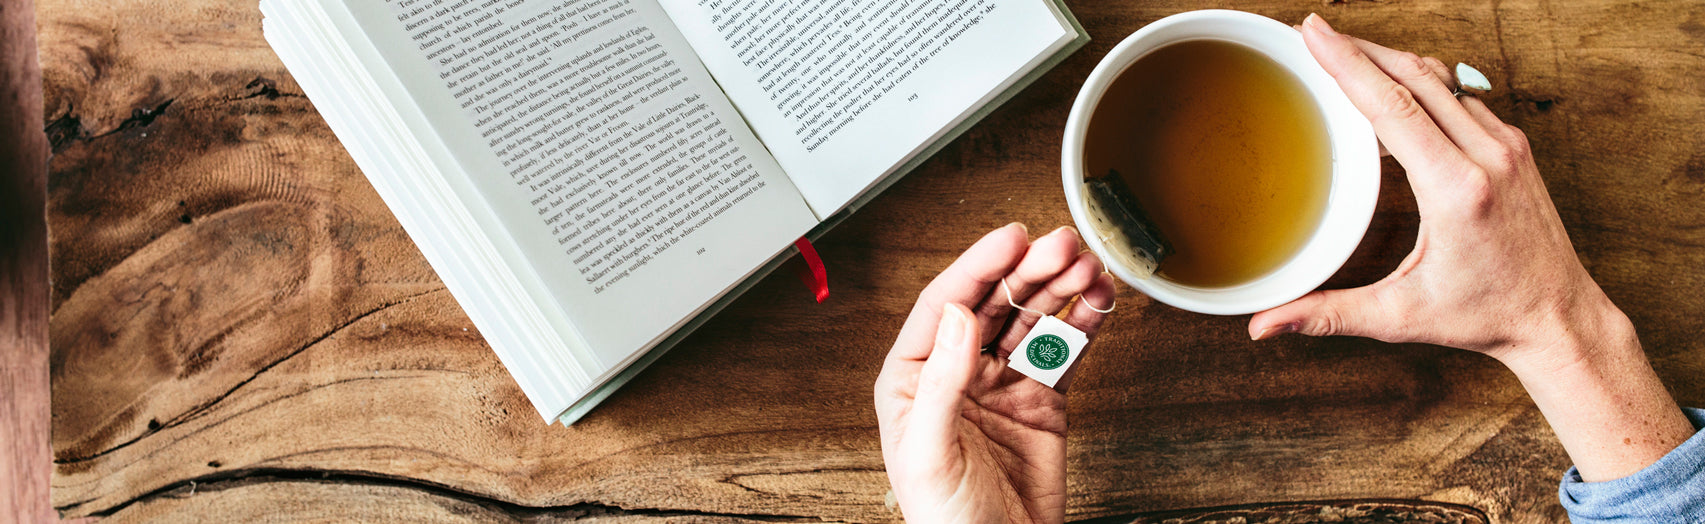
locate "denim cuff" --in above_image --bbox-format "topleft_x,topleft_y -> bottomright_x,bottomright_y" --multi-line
1559,407 -> 1705,523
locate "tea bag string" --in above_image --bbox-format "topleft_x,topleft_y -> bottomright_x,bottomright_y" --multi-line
1000,278 -> 1115,315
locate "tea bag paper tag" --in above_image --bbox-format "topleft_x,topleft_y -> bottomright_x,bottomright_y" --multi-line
1006,315 -> 1088,388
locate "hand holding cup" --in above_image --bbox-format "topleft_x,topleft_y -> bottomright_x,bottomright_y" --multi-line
1250,14 -> 1693,482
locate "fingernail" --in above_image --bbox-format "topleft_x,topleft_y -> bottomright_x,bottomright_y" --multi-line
1254,322 -> 1301,340
1007,222 -> 1028,236
938,304 -> 967,348
1304,13 -> 1335,35
1048,225 -> 1078,239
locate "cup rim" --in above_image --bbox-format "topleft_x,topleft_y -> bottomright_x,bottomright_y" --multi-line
1061,9 -> 1380,316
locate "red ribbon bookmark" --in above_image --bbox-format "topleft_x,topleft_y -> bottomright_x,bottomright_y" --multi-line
793,236 -> 829,303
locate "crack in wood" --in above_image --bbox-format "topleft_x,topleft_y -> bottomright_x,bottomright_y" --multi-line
45,98 -> 174,153
230,76 -> 305,102
720,466 -> 887,498
75,468 -> 847,522
44,76 -> 305,153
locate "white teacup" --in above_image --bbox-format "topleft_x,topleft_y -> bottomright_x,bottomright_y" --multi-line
1062,9 -> 1380,316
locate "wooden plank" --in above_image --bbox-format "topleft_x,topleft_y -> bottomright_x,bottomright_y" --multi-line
2,0 -> 52,520
42,0 -> 1705,521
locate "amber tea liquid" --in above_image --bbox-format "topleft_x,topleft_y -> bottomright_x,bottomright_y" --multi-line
1085,39 -> 1332,288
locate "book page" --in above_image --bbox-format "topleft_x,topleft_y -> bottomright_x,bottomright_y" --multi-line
339,0 -> 817,370
657,0 -> 1075,216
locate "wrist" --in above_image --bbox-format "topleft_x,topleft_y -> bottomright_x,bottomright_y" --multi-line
1498,287 -> 1639,379
1495,289 -> 1694,481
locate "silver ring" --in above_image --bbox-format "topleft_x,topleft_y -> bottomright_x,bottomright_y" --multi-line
1453,62 -> 1492,96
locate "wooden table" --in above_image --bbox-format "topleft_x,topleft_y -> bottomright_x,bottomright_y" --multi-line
41,0 -> 1705,521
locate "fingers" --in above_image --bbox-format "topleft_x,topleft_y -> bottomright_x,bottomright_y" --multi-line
995,251 -> 1105,355
1421,56 -> 1454,88
892,223 -> 1030,363
908,304 -> 980,454
1459,95 -> 1509,136
1053,272 -> 1117,393
1422,57 -> 1517,141
1300,14 -> 1480,205
1062,272 -> 1117,340
1347,38 -> 1498,155
1248,285 -> 1403,342
971,226 -> 1083,344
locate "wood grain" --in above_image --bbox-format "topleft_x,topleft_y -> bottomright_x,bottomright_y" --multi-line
41,0 -> 1705,522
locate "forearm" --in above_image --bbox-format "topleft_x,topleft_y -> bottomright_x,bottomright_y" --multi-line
1502,299 -> 1694,482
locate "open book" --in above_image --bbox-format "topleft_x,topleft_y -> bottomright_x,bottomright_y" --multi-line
260,0 -> 1087,424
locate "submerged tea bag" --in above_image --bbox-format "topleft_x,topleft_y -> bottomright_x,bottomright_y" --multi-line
1083,170 -> 1172,278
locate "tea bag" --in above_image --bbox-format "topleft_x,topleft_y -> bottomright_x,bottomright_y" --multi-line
1006,315 -> 1088,388
998,279 -> 1099,389
1083,170 -> 1172,277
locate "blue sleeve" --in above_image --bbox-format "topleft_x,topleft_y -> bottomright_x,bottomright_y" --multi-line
1560,407 -> 1705,523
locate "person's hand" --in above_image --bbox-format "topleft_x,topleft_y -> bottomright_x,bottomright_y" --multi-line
875,223 -> 1116,523
1249,15 -> 1610,361
1250,14 -> 1692,481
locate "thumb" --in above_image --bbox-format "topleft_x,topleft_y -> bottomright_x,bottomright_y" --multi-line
1249,286 -> 1398,341
908,303 -> 981,452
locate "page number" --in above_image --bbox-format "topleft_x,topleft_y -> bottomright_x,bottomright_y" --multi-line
907,93 -> 919,102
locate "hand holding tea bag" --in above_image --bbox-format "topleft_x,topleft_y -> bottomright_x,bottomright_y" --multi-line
874,224 -> 1115,524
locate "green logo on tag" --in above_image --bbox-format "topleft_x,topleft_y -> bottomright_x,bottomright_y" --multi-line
1026,334 -> 1070,370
